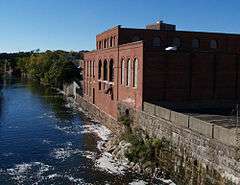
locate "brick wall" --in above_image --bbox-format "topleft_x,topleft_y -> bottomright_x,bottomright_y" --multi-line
143,51 -> 240,103
84,41 -> 144,119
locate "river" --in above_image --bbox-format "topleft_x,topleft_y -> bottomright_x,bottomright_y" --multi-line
0,77 -> 169,185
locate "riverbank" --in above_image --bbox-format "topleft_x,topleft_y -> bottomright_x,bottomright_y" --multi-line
64,84 -> 240,185
60,87 -> 177,184
0,78 -> 159,185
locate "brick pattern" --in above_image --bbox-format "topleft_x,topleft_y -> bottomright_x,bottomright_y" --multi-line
84,23 -> 240,119
143,52 -> 240,102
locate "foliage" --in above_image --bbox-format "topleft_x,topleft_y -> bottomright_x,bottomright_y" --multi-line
0,52 -> 32,75
124,132 -> 172,164
14,50 -> 83,87
118,114 -> 132,127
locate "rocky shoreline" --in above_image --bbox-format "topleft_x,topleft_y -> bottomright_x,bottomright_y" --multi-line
103,134 -> 176,185
62,95 -> 176,184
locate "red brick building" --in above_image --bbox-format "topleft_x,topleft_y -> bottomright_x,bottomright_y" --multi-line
83,22 -> 240,118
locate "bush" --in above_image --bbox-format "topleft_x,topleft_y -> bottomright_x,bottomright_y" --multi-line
124,133 -> 146,163
118,114 -> 132,127
124,133 -> 172,165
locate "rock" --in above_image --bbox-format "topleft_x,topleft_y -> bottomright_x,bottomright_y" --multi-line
132,164 -> 141,173
142,161 -> 152,169
111,140 -> 132,161
119,140 -> 127,147
123,142 -> 132,149
144,167 -> 153,175
129,162 -> 135,168
112,147 -> 120,157
121,156 -> 129,165
115,150 -> 123,159
106,143 -> 116,153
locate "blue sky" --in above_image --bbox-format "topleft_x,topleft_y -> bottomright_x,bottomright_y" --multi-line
0,0 -> 239,53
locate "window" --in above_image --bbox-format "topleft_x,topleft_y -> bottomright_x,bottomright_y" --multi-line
93,61 -> 95,77
108,38 -> 110,47
133,58 -> 138,88
109,59 -> 114,82
98,60 -> 102,79
103,60 -> 108,81
152,37 -> 161,47
89,61 -> 91,77
84,61 -> 86,77
110,37 -> 113,47
172,37 -> 181,47
121,60 -> 125,84
132,36 -> 140,42
126,59 -> 131,86
99,41 -> 102,49
87,61 -> 89,76
98,82 -> 101,90
192,38 -> 200,48
104,39 -> 107,48
210,39 -> 218,49
113,36 -> 116,46
90,61 -> 92,77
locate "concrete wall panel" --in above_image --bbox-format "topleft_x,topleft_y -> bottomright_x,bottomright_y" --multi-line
189,117 -> 213,138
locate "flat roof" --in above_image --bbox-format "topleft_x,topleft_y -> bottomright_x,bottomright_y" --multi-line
153,100 -> 240,129
121,27 -> 240,37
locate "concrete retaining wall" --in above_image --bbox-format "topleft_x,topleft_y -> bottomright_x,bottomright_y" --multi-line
143,102 -> 237,147
136,110 -> 240,184
214,125 -> 237,146
155,106 -> 171,120
189,117 -> 213,138
170,111 -> 189,128
143,102 -> 155,115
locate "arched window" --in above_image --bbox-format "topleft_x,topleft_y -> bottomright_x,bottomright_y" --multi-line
90,61 -> 92,77
99,41 -> 102,49
121,60 -> 125,84
133,58 -> 138,87
107,38 -> 110,48
98,60 -> 102,79
109,59 -> 114,82
103,60 -> 108,81
84,61 -> 86,77
113,36 -> 116,46
172,37 -> 181,47
110,37 -> 113,47
126,59 -> 131,86
192,38 -> 200,48
210,39 -> 218,49
104,39 -> 107,48
152,37 -> 161,47
132,36 -> 140,42
93,61 -> 95,77
87,61 -> 89,76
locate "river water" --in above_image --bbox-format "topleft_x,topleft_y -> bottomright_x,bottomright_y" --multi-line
0,77 -> 169,185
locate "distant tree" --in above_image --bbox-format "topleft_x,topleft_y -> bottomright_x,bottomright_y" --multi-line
2,50 -> 83,87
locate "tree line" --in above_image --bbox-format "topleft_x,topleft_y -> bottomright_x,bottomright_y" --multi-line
0,50 -> 86,88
